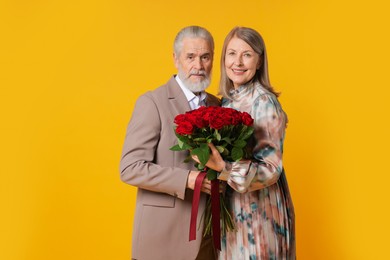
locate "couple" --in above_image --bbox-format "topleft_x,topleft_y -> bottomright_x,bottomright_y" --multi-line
120,26 -> 295,260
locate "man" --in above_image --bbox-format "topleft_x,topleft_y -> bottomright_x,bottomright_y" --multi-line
120,26 -> 220,260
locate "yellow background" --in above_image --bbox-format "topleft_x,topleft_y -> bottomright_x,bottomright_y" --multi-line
1,0 -> 389,259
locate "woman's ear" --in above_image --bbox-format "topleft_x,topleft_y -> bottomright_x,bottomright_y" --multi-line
256,54 -> 263,69
257,58 -> 262,70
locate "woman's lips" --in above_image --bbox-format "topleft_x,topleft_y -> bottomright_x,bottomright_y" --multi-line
232,69 -> 247,74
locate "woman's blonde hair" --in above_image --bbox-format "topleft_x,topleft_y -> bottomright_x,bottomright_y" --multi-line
219,27 -> 279,99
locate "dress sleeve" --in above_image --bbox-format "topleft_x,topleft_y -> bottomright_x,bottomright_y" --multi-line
218,93 -> 287,193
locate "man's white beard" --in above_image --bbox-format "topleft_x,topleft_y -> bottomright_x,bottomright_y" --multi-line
178,69 -> 211,93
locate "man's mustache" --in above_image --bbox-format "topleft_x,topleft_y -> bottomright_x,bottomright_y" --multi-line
189,70 -> 207,76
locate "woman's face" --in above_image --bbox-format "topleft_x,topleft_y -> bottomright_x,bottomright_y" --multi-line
224,37 -> 261,89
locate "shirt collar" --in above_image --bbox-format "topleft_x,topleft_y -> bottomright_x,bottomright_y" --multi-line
175,75 -> 207,104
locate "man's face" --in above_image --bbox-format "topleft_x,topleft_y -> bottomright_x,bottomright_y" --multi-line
174,37 -> 213,92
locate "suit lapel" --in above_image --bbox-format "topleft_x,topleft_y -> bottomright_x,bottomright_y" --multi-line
166,76 -> 220,117
166,76 -> 191,115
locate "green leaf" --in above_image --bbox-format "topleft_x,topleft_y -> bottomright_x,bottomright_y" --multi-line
196,163 -> 205,170
231,147 -> 243,161
177,138 -> 184,148
236,125 -> 246,139
240,127 -> 254,140
216,145 -> 225,153
170,144 -> 185,151
191,143 -> 210,166
176,139 -> 192,150
193,137 -> 207,142
222,148 -> 230,156
182,143 -> 193,149
214,129 -> 221,141
176,133 -> 189,141
233,139 -> 246,148
178,136 -> 191,146
221,137 -> 232,144
207,169 -> 218,180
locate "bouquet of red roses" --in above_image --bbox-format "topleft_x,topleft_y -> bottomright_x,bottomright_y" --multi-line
170,106 -> 254,249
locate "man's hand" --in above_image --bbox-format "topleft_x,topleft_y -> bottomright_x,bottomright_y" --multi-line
187,171 -> 211,194
187,171 -> 226,195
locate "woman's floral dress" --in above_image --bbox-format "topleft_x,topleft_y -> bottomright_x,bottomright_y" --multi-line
218,83 -> 296,260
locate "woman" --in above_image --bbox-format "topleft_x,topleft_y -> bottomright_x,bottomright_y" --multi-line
205,27 -> 296,259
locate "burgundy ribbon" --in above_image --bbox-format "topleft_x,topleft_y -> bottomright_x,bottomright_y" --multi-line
211,179 -> 221,250
189,171 -> 207,241
189,171 -> 222,251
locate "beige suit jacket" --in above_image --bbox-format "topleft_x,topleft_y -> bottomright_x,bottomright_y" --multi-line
120,76 -> 220,260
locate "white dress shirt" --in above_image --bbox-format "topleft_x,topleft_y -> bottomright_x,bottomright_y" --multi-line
175,75 -> 206,110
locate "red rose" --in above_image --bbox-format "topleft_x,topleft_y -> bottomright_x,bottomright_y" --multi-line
174,114 -> 187,125
241,112 -> 254,126
209,115 -> 225,130
189,110 -> 205,128
227,108 -> 241,125
196,106 -> 207,113
219,108 -> 231,125
176,121 -> 194,135
194,116 -> 205,128
185,113 -> 197,126
202,107 -> 215,126
231,112 -> 242,125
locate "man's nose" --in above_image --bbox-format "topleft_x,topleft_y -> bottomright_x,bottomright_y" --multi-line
194,57 -> 204,69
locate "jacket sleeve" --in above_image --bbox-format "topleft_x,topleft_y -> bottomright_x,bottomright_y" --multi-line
119,93 -> 189,200
218,93 -> 287,193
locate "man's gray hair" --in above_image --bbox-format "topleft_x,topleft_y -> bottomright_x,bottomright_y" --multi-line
173,26 -> 214,56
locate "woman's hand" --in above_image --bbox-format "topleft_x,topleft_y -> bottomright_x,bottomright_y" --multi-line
192,143 -> 225,172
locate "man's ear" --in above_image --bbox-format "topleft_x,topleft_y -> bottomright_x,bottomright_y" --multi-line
173,52 -> 179,69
